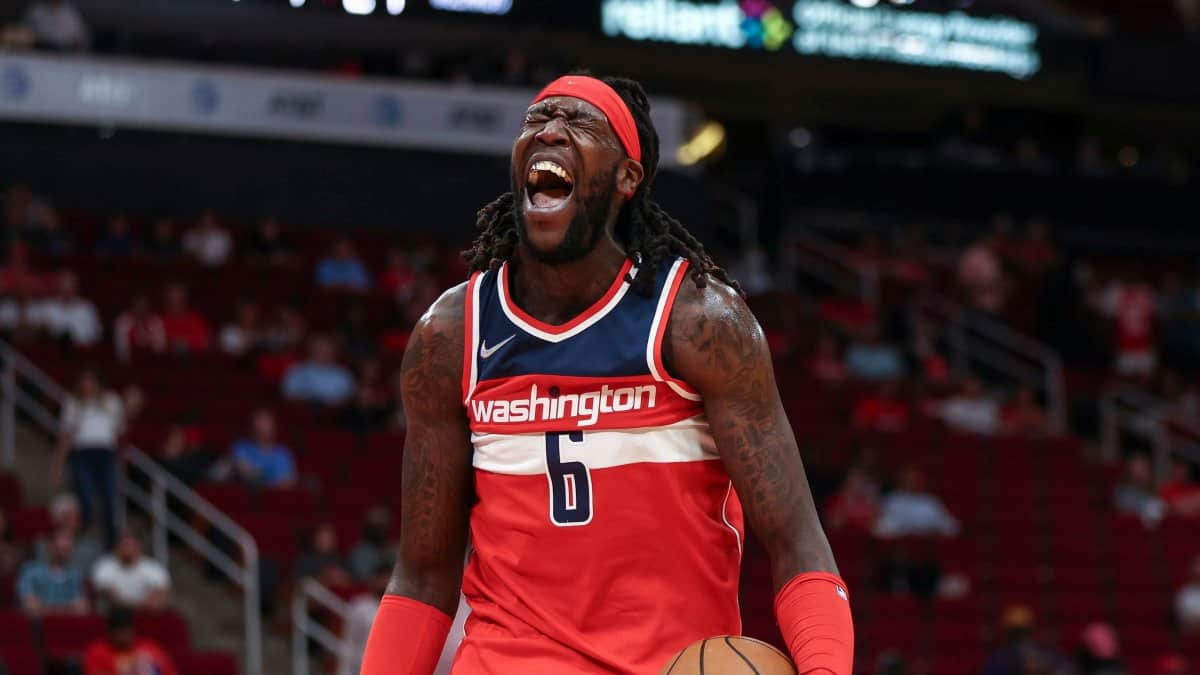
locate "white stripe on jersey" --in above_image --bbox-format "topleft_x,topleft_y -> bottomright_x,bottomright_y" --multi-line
497,262 -> 639,343
646,258 -> 703,402
472,416 -> 717,476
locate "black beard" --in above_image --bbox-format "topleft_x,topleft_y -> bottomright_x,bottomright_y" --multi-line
515,167 -> 618,265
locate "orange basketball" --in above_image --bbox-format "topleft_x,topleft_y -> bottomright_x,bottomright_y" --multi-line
660,636 -> 796,675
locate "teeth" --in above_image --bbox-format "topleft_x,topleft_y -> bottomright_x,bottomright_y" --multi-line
529,160 -> 571,183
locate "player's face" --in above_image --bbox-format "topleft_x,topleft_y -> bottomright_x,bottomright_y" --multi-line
512,96 -> 627,264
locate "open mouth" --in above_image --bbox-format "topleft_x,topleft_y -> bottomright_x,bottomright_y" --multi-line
526,160 -> 575,210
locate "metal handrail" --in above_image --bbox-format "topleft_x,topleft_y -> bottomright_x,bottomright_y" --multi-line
292,579 -> 354,675
1100,387 -> 1200,479
784,227 -> 1067,432
0,342 -> 262,675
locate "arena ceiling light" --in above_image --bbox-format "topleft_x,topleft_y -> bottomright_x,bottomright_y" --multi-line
675,121 -> 726,166
342,0 -> 375,15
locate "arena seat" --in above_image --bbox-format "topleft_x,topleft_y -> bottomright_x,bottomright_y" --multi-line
0,644 -> 42,675
134,609 -> 192,655
42,614 -> 106,660
177,649 -> 240,675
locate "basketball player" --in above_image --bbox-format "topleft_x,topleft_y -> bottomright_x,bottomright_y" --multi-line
362,75 -> 854,674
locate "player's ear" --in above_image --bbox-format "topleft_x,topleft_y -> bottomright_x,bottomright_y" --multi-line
616,159 -> 644,200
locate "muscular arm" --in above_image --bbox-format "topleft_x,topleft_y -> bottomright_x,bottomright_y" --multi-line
665,280 -> 837,590
385,283 -> 474,616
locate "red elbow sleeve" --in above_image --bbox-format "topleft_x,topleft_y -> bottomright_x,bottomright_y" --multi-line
774,572 -> 855,675
360,595 -> 453,675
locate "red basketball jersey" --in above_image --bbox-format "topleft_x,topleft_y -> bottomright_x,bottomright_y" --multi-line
452,257 -> 744,674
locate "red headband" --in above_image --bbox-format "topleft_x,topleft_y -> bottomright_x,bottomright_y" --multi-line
531,76 -> 642,163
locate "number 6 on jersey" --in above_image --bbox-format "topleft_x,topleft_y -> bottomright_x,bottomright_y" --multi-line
545,431 -> 592,526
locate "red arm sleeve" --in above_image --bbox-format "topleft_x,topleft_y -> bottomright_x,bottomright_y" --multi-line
774,572 -> 855,675
360,595 -> 453,675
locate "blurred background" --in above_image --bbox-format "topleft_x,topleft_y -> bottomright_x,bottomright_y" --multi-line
0,1 -> 1198,674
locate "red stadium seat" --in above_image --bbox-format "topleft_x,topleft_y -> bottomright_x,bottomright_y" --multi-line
0,644 -> 42,675
9,507 -> 51,541
177,650 -> 240,675
0,611 -> 32,645
134,610 -> 191,654
0,473 -> 22,510
42,614 -> 106,660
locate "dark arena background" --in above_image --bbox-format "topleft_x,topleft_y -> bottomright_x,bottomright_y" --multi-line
1,1 -> 1199,674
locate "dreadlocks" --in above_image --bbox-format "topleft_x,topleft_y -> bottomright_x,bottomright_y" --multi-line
462,75 -> 741,298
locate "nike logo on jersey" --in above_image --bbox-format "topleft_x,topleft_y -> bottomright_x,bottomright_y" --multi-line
480,334 -> 516,359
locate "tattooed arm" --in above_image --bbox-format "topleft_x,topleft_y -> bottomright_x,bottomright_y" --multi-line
385,283 -> 474,615
665,280 -> 838,589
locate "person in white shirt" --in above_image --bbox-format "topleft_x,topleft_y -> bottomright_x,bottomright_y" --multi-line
937,376 -> 1000,436
92,529 -> 170,611
874,466 -> 960,539
219,301 -> 262,356
52,369 -> 124,548
22,0 -> 89,51
32,272 -> 101,347
1177,555 -> 1200,636
181,210 -> 233,268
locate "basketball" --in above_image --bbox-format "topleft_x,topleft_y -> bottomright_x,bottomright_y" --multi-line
660,636 -> 796,675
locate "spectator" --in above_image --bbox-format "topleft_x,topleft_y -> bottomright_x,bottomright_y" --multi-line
844,324 -> 905,382
936,376 -> 1000,436
874,466 -> 960,539
161,283 -> 212,352
16,530 -> 88,615
95,215 -> 139,258
21,207 -> 71,258
337,563 -> 392,675
1097,268 -> 1158,377
983,604 -> 1071,675
1010,217 -> 1058,275
1160,457 -> 1200,519
91,529 -> 170,611
824,467 -> 881,534
340,303 -> 377,361
378,248 -> 417,300
958,232 -> 1008,315
112,294 -> 166,362
181,210 -> 232,267
340,359 -> 392,435
219,300 -> 262,356
51,369 -> 123,548
246,216 -> 296,266
808,333 -> 847,384
852,381 -> 911,433
294,522 -> 351,587
261,305 -> 306,353
0,243 -> 52,297
21,0 -> 89,51
347,506 -> 394,582
35,493 -> 102,575
84,605 -> 178,675
1176,554 -> 1200,635
158,416 -> 216,486
3,184 -> 52,233
31,272 -> 101,347
0,507 -> 24,579
1076,622 -> 1124,675
144,218 -> 181,262
316,239 -> 371,293
282,336 -> 355,405
1112,454 -> 1166,522
229,409 -> 298,489
1002,386 -> 1050,437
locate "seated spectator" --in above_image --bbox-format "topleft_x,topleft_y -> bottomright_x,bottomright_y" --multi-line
95,215 -> 139,258
16,530 -> 88,615
983,605 -> 1071,675
1075,622 -> 1123,675
294,522 -> 351,587
808,333 -> 847,384
0,243 -> 51,296
347,506 -> 394,582
219,300 -> 263,356
1097,269 -> 1158,377
958,231 -> 1008,315
261,304 -> 307,354
282,336 -> 355,406
35,493 -> 102,575
852,381 -> 910,433
1112,454 -> 1166,522
0,506 -> 24,579
161,283 -> 212,352
20,203 -> 71,258
378,248 -> 416,300
1002,386 -> 1049,437
936,376 -> 1000,436
21,0 -> 89,51
112,294 -> 166,362
3,184 -> 52,232
874,466 -> 960,539
824,467 -> 881,534
316,239 -> 370,293
844,324 -> 905,382
337,563 -> 392,675
1160,457 -> 1200,519
246,216 -> 296,266
84,605 -> 178,675
52,369 -> 124,548
91,529 -> 170,611
340,359 -> 392,435
31,271 -> 101,347
158,415 -> 216,486
181,210 -> 232,267
1176,554 -> 1200,635
230,409 -> 298,489
144,218 -> 181,262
